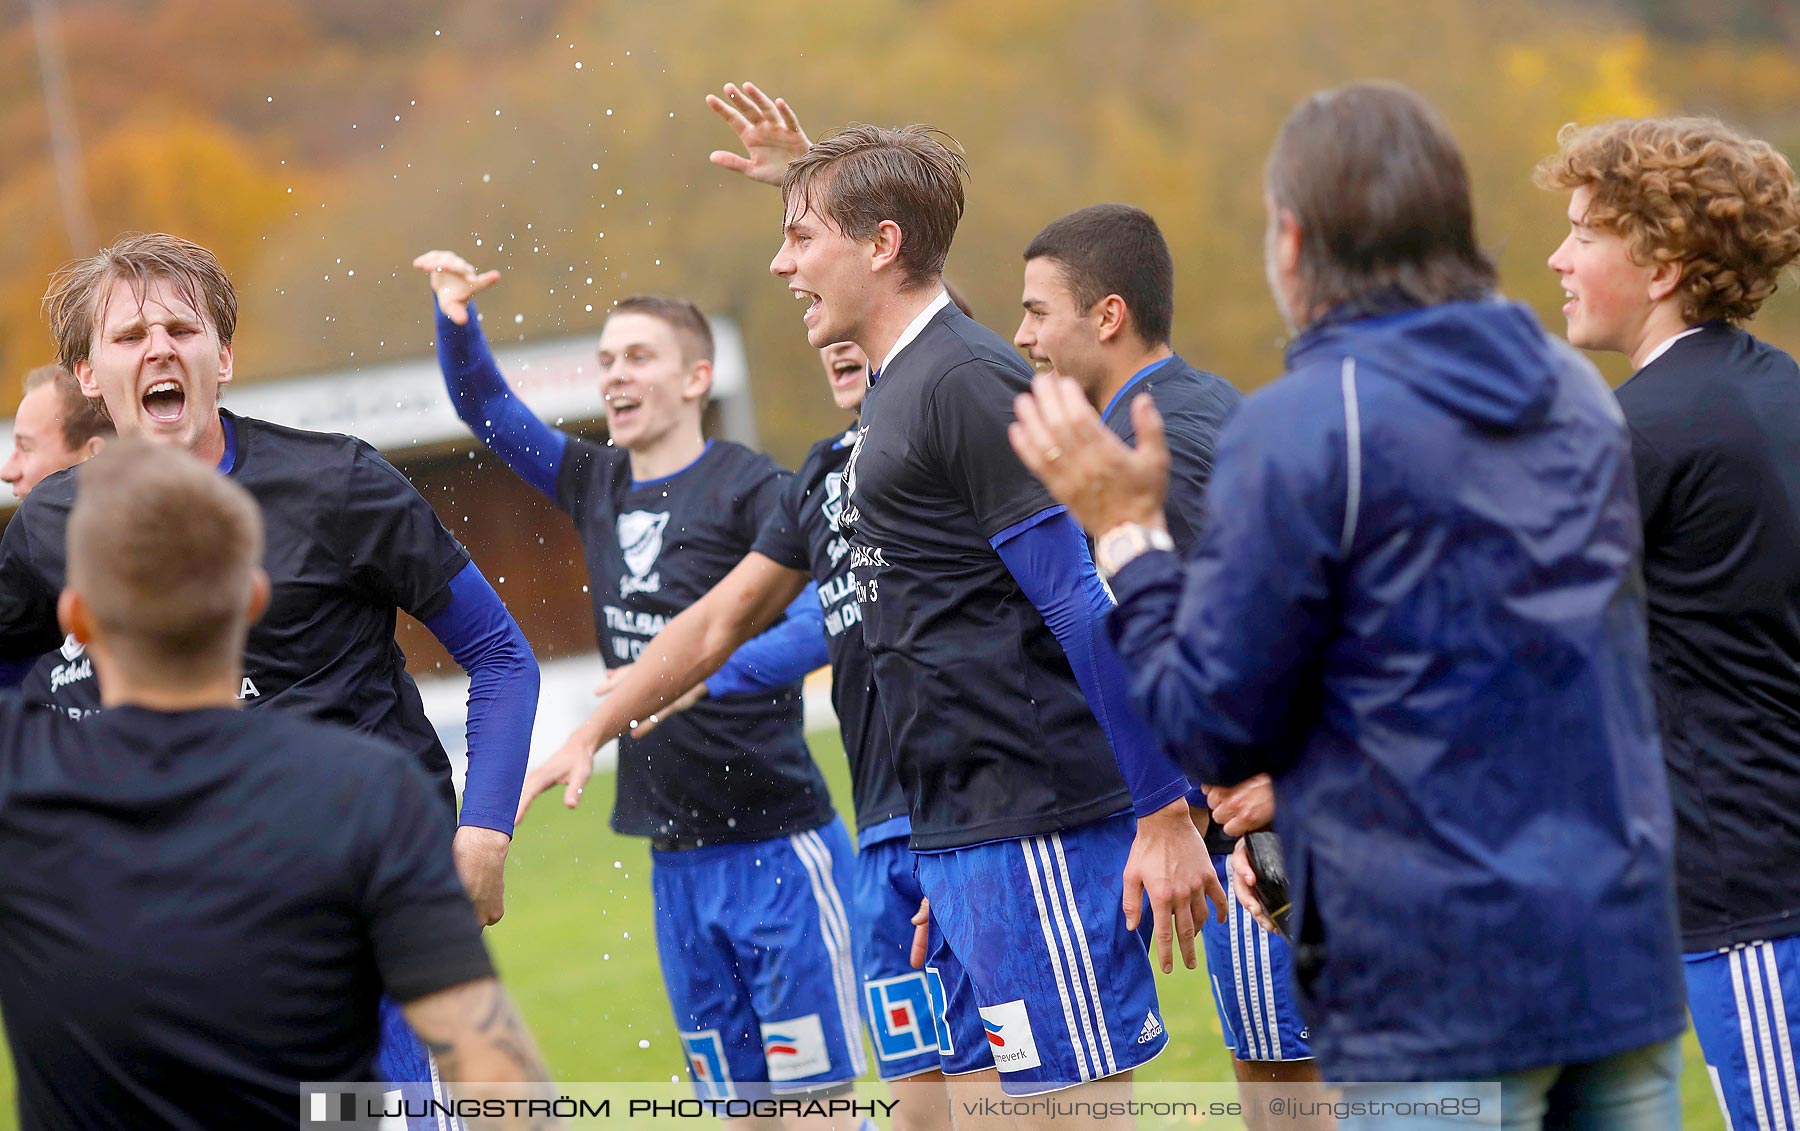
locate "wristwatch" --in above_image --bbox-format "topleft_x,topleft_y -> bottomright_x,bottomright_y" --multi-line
1094,522 -> 1174,579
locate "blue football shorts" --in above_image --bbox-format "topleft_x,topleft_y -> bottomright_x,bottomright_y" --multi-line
854,833 -> 944,1080
1687,935 -> 1800,1131
653,816 -> 866,1099
1201,852 -> 1312,1062
915,811 -> 1169,1096
376,995 -> 461,1131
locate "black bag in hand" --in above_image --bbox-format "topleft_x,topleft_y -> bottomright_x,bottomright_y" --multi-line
1244,830 -> 1292,937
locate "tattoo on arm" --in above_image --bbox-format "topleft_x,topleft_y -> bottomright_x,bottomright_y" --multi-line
402,977 -> 559,1129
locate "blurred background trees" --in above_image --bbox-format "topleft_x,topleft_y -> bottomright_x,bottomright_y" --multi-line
0,0 -> 1795,464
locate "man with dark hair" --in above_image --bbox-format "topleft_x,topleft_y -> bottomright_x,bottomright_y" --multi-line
1017,207 -> 1321,1116
0,438 -> 552,1131
2,363 -> 111,500
6,231 -> 540,1103
1540,115 -> 1800,1131
413,249 -> 866,1120
760,110 -> 1208,1114
1012,82 -> 1686,1125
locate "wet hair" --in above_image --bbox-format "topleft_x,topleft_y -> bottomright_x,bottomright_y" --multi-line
43,233 -> 238,371
782,124 -> 968,290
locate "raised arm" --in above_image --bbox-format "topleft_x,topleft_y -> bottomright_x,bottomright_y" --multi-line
705,81 -> 811,186
515,551 -> 810,824
414,250 -> 568,498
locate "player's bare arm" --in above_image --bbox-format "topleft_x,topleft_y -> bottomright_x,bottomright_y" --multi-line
514,552 -> 808,824
403,977 -> 560,1129
413,250 -> 503,326
591,662 -> 705,738
705,81 -> 811,186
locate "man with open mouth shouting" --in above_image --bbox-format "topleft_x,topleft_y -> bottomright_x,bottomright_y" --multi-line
0,232 -> 540,1112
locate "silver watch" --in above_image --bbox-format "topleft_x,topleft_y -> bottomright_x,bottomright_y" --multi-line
1095,522 -> 1174,579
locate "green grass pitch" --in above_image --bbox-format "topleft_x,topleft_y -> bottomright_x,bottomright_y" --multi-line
0,729 -> 1726,1128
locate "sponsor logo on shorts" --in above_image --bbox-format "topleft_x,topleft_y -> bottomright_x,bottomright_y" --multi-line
864,973 -> 941,1062
680,1029 -> 734,1101
759,1013 -> 831,1082
976,1000 -> 1042,1073
1137,1011 -> 1164,1044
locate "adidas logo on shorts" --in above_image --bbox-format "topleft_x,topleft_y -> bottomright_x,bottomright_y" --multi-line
1137,1011 -> 1164,1044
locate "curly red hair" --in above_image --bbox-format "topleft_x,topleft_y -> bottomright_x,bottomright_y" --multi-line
1536,117 -> 1800,324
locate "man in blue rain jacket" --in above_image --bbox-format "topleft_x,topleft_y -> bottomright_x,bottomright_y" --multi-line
1010,83 -> 1686,1128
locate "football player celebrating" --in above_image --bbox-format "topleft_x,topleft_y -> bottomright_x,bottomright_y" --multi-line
2,232 -> 539,1105
418,251 -> 867,1124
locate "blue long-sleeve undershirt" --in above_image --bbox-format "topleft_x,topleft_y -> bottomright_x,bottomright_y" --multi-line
433,297 -> 822,714
435,303 -> 568,499
992,508 -> 1189,818
703,584 -> 829,698
421,562 -> 540,837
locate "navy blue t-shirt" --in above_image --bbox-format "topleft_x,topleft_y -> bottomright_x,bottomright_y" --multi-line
752,425 -> 908,845
1102,354 -> 1241,853
841,304 -> 1130,850
0,699 -> 493,1131
0,412 -> 471,815
1617,322 -> 1800,950
555,436 -> 833,844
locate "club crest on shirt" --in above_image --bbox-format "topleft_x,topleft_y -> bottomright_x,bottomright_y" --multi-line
822,471 -> 845,528
617,510 -> 669,596
837,428 -> 866,530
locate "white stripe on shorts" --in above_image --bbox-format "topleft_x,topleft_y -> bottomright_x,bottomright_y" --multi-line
1048,833 -> 1117,1076
1763,942 -> 1800,1124
1258,919 -> 1281,1059
1032,836 -> 1105,1078
1735,946 -> 1778,1131
427,1049 -> 457,1131
1748,945 -> 1792,1131
1228,893 -> 1263,1060
1022,836 -> 1092,1081
792,829 -> 867,1078
1240,899 -> 1271,1061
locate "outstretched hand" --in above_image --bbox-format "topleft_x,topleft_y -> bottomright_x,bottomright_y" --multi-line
705,81 -> 811,186
412,250 -> 501,326
1010,375 -> 1170,536
513,731 -> 598,827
